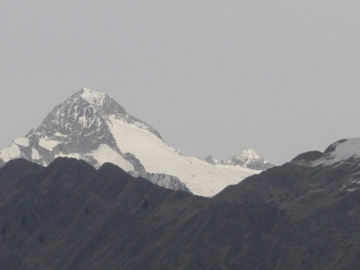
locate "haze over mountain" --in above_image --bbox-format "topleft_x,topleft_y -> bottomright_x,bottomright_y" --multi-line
0,88 -> 273,197
2,2 -> 360,167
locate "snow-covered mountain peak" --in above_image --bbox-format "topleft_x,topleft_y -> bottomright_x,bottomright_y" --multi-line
0,87 -> 274,196
79,87 -> 106,107
0,88 -> 156,171
34,88 -> 162,141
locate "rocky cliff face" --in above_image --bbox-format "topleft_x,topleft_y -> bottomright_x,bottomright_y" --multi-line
129,171 -> 191,193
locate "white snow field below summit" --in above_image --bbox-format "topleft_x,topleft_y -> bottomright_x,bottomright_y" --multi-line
108,115 -> 260,197
84,144 -> 134,171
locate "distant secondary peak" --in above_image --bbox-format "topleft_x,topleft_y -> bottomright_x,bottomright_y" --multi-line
228,149 -> 265,163
203,149 -> 274,171
225,149 -> 274,170
235,149 -> 261,159
79,87 -> 106,106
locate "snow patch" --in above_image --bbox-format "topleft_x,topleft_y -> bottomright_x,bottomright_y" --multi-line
55,153 -> 81,159
54,132 -> 67,137
38,138 -> 59,151
85,144 -> 134,171
31,148 -> 41,160
13,137 -> 30,147
0,144 -> 21,162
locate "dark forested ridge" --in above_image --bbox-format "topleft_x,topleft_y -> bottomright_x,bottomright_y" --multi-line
0,157 -> 360,269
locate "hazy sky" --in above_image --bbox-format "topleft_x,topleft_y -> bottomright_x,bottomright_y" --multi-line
1,1 -> 360,165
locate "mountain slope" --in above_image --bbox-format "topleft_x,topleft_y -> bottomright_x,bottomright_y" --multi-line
292,137 -> 360,167
2,144 -> 360,269
0,88 -> 272,196
0,158 -> 292,269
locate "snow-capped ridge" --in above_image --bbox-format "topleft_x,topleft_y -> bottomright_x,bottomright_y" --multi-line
307,138 -> 360,166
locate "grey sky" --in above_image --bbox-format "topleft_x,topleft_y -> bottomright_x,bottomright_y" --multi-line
1,1 -> 360,165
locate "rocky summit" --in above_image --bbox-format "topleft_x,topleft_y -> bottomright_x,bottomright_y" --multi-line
0,88 -> 273,196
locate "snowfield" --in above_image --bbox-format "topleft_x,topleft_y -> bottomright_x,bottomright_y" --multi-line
107,115 -> 260,196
